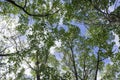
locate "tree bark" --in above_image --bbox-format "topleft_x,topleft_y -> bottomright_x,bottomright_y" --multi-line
70,46 -> 78,80
36,51 -> 40,80
36,73 -> 40,80
94,50 -> 100,80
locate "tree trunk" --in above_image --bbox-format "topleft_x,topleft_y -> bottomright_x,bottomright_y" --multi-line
36,51 -> 40,80
70,46 -> 78,80
36,73 -> 40,80
94,50 -> 100,80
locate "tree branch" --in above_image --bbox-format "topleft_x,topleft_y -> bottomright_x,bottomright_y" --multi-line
0,48 -> 11,56
0,48 -> 7,53
99,49 -> 115,62
0,54 -> 11,56
6,0 -> 59,17
24,58 -> 36,71
23,0 -> 27,8
88,0 -> 120,22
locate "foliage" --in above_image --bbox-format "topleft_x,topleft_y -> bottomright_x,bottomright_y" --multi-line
0,0 -> 120,80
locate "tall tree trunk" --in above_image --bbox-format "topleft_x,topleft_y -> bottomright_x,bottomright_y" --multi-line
94,60 -> 99,80
94,50 -> 100,80
36,73 -> 40,80
83,52 -> 86,80
70,46 -> 78,80
36,51 -> 40,80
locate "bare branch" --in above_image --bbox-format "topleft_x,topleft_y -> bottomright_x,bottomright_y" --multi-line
0,48 -> 7,53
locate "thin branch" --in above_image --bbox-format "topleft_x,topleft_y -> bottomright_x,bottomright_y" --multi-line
23,0 -> 27,8
0,70 -> 10,79
0,51 -> 20,57
0,47 -> 27,57
6,0 -> 59,17
0,48 -> 7,53
78,75 -> 83,80
94,5 -> 120,21
24,58 -> 36,71
88,0 -> 120,22
99,48 -> 116,62
11,37 -> 18,52
0,47 -> 11,56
